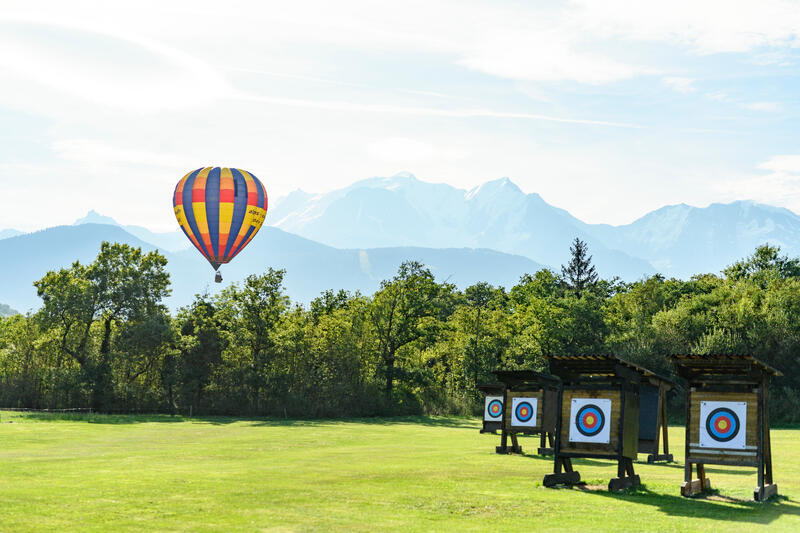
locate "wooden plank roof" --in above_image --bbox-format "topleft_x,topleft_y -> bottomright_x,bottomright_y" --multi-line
493,370 -> 561,387
669,353 -> 781,378
476,382 -> 505,394
547,354 -> 675,385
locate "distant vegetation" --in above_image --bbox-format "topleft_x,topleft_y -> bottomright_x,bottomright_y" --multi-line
0,303 -> 18,317
2,239 -> 800,422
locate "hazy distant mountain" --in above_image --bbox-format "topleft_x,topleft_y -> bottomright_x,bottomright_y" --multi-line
582,201 -> 800,277
0,229 -> 24,240
0,223 -> 544,312
0,303 -> 18,317
74,210 -> 190,252
270,173 -> 655,280
271,174 -> 800,279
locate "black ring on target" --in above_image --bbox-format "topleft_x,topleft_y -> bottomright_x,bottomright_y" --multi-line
575,404 -> 605,437
514,401 -> 534,423
487,399 -> 503,418
705,407 -> 740,442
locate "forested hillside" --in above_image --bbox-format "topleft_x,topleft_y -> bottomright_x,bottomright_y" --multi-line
2,239 -> 800,422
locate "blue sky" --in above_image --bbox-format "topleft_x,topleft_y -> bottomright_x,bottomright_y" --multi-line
1,0 -> 799,231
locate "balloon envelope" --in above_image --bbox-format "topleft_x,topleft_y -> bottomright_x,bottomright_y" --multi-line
173,167 -> 268,271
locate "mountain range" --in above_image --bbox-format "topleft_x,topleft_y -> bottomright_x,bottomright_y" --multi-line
0,223 -> 543,313
269,173 -> 800,279
2,172 -> 798,312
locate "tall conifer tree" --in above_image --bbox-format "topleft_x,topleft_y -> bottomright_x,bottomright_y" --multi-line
561,237 -> 598,297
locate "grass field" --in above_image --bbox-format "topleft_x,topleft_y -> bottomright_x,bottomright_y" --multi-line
1,412 -> 800,532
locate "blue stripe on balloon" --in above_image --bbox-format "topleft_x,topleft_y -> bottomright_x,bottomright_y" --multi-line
231,225 -> 256,257
253,172 -> 265,208
205,167 -> 221,260
225,168 -> 248,259
181,168 -> 206,260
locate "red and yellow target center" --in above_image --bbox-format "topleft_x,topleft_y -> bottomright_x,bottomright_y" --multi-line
584,415 -> 596,427
520,407 -> 529,416
715,418 -> 729,431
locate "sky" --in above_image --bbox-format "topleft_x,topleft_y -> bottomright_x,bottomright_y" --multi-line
1,0 -> 800,232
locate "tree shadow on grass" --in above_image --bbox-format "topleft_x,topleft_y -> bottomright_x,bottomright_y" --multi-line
569,485 -> 800,525
5,412 -> 480,429
248,415 -> 479,429
8,412 -> 243,425
534,456 -> 755,478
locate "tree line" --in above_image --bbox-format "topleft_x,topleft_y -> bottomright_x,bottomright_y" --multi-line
2,238 -> 800,422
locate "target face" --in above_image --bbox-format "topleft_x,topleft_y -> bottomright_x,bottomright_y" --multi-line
511,397 -> 538,427
699,401 -> 747,449
569,398 -> 611,443
484,396 -> 503,421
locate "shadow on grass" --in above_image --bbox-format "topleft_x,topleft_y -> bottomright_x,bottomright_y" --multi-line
536,456 -> 756,478
248,415 -> 479,429
7,412 -> 242,425
3,412 -> 480,429
561,485 -> 800,524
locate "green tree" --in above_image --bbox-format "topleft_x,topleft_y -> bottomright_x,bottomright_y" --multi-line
221,269 -> 290,412
35,242 -> 170,411
370,261 -> 442,401
724,244 -> 800,286
561,238 -> 598,297
175,295 -> 227,412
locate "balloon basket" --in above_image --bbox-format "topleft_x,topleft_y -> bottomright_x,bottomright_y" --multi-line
215,271 -> 222,283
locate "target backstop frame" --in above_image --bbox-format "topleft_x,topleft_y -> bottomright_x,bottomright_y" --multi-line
492,370 -> 561,455
543,354 -> 656,491
670,354 -> 780,501
477,382 -> 506,437
638,373 -> 675,463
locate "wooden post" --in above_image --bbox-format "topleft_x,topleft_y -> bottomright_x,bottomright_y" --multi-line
680,387 -> 709,496
543,385 -> 580,487
609,382 -> 640,491
755,376 -> 778,501
496,384 -> 512,454
660,384 -> 671,460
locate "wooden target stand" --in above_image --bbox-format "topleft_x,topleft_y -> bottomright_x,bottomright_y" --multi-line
638,373 -> 675,463
543,354 -> 655,491
670,354 -> 780,501
492,370 -> 561,455
477,382 -> 507,437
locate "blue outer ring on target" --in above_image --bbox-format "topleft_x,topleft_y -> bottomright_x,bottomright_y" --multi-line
575,404 -> 605,437
705,407 -> 740,442
487,399 -> 503,418
514,401 -> 534,423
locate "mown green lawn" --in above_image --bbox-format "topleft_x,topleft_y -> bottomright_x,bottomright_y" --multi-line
1,411 -> 799,532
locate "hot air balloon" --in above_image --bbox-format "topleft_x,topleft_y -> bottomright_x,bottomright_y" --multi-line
173,167 -> 268,282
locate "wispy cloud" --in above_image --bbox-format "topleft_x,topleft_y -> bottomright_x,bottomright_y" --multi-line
743,101 -> 782,112
573,0 -> 800,54
238,94 -> 643,128
0,19 -> 230,112
662,77 -> 697,93
721,155 -> 800,214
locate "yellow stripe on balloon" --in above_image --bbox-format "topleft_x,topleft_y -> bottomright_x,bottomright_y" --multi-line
174,173 -> 205,254
218,167 -> 235,257
192,167 -> 214,260
227,170 -> 258,252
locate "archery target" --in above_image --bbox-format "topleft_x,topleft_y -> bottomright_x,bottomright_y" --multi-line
511,397 -> 538,427
699,401 -> 747,449
484,396 -> 503,422
569,398 -> 612,443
